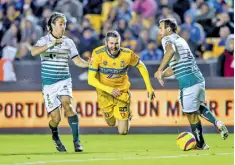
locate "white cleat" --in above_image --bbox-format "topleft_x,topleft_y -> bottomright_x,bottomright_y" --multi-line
216,121 -> 229,140
194,143 -> 210,150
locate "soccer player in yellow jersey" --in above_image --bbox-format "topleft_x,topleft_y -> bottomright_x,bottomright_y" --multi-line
88,30 -> 155,135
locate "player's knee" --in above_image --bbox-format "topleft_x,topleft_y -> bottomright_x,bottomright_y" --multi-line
186,112 -> 200,124
62,100 -> 72,111
106,117 -> 116,127
51,117 -> 61,125
107,120 -> 116,127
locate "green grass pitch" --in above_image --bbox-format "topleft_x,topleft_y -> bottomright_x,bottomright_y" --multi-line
0,134 -> 233,165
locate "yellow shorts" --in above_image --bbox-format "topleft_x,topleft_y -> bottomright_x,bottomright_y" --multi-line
97,90 -> 131,120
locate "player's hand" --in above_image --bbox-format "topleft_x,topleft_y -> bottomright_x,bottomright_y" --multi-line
148,91 -> 155,100
154,70 -> 164,87
111,88 -> 122,97
52,39 -> 63,46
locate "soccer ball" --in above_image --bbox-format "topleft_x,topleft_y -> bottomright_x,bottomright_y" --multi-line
176,132 -> 196,151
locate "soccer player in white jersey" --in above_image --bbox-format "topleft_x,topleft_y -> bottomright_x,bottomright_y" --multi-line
154,18 -> 229,150
30,12 -> 88,152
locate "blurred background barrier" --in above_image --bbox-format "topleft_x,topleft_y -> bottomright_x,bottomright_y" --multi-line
0,81 -> 233,134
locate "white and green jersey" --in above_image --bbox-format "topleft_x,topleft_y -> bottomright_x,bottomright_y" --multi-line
35,34 -> 78,86
162,33 -> 204,90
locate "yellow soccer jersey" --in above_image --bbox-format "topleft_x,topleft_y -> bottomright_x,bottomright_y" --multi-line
89,46 -> 140,92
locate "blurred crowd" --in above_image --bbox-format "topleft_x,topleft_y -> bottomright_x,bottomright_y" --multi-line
0,0 -> 234,81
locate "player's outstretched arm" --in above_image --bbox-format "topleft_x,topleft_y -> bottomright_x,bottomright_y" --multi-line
154,44 -> 175,86
154,66 -> 173,86
88,70 -> 114,94
162,67 -> 174,78
72,56 -> 89,68
136,60 -> 155,100
31,39 -> 63,56
157,44 -> 175,71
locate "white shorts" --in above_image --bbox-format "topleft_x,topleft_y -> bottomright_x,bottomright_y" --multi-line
42,78 -> 73,113
179,81 -> 205,113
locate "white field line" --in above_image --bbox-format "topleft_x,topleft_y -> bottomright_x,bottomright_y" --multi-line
0,152 -> 233,165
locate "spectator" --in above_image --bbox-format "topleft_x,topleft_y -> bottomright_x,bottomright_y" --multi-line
83,0 -> 103,15
181,10 -> 205,45
1,21 -> 19,48
55,0 -> 83,24
100,21 -> 112,40
115,17 -> 129,39
196,2 -> 216,35
132,0 -> 157,18
0,45 -> 17,81
217,34 -> 234,77
22,0 -> 42,17
81,17 -> 93,30
156,0 -> 175,16
135,29 -> 149,53
211,12 -> 234,37
2,3 -> 21,32
156,5 -> 181,24
129,12 -> 146,38
36,0 -> 58,11
38,7 -> 52,33
212,26 -> 231,57
140,40 -> 163,61
121,28 -> 137,50
180,28 -> 200,58
108,0 -> 132,24
78,27 -> 100,60
67,21 -> 82,47
173,0 -> 190,22
18,16 -> 43,60
218,26 -> 231,46
147,16 -> 159,42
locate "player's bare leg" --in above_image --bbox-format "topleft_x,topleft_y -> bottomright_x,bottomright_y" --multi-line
186,113 -> 209,150
49,108 -> 67,152
60,96 -> 83,152
117,119 -> 129,135
105,116 -> 116,127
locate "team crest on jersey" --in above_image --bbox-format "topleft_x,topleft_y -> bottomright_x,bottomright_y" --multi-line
49,53 -> 57,59
103,60 -> 108,66
120,60 -> 126,67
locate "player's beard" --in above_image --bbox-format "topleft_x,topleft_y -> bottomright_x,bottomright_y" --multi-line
107,46 -> 119,56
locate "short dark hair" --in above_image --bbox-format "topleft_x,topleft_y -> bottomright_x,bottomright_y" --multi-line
105,30 -> 121,41
47,12 -> 66,32
159,18 -> 178,33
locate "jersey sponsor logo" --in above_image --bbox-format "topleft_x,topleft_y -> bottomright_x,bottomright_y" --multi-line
98,67 -> 128,74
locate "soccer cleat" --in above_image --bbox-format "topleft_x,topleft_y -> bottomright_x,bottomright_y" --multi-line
74,141 -> 83,152
194,143 -> 210,150
216,121 -> 229,140
53,139 -> 67,152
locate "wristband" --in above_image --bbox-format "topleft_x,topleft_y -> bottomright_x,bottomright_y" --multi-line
47,43 -> 54,49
